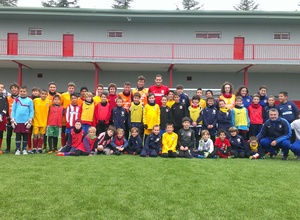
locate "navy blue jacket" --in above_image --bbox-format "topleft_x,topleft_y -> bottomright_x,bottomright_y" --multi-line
257,117 -> 291,143
229,135 -> 246,151
144,133 -> 161,150
179,93 -> 190,109
128,135 -> 143,150
217,109 -> 232,131
112,106 -> 128,130
202,105 -> 218,129
259,95 -> 268,107
276,101 -> 299,124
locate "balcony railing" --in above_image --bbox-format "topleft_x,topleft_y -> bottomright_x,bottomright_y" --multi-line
2,39 -> 300,61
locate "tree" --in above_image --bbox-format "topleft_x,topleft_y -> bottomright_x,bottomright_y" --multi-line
182,0 -> 203,10
112,0 -> 133,9
0,0 -> 17,6
234,0 -> 259,11
41,0 -> 79,8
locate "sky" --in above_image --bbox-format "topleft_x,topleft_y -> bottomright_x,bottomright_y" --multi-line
17,0 -> 300,11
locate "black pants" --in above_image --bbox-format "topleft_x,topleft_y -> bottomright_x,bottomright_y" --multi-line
71,150 -> 90,156
161,151 -> 177,158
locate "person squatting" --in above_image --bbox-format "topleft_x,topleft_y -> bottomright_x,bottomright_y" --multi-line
0,77 -> 299,160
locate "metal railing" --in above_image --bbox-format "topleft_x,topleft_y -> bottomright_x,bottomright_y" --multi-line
2,39 -> 300,61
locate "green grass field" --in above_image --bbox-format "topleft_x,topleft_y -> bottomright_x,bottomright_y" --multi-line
1,143 -> 300,220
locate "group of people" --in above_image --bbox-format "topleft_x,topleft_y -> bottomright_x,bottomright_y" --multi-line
0,74 -> 300,160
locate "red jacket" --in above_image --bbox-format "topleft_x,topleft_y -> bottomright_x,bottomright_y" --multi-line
94,102 -> 111,126
68,129 -> 84,147
76,135 -> 97,153
214,138 -> 231,150
48,105 -> 63,127
248,103 -> 263,125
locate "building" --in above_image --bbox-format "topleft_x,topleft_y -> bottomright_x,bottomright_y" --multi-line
0,7 -> 300,99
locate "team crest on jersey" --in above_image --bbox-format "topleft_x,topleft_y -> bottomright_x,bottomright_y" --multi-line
166,109 -> 169,112
182,99 -> 185,103
264,100 -> 267,103
279,124 -> 282,128
154,107 -> 156,110
121,111 -> 124,116
180,106 -> 182,109
226,112 -> 229,116
187,132 -> 191,137
288,105 -> 291,109
247,99 -> 250,102
213,110 -> 216,114
156,138 -> 160,142
172,136 -> 175,140
237,138 -> 240,143
161,90 -> 164,94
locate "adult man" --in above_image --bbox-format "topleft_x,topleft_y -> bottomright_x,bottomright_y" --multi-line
148,74 -> 169,106
131,75 -> 148,106
276,91 -> 299,124
257,108 -> 291,160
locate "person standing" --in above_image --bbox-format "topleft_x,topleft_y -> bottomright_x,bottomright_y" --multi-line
148,74 -> 169,106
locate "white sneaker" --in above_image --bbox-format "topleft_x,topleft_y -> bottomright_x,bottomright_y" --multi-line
22,150 -> 28,155
15,150 -> 21,156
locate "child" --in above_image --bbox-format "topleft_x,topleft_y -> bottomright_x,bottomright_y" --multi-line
214,129 -> 231,158
276,91 -> 299,124
94,125 -> 116,155
171,92 -> 189,133
160,95 -> 173,136
196,88 -> 207,110
166,90 -> 175,108
228,126 -> 246,158
161,123 -> 178,158
57,119 -> 84,156
194,130 -> 215,158
11,86 -> 34,155
129,92 -> 143,137
217,99 -> 232,133
202,96 -> 218,142
263,95 -> 276,122
0,83 -> 8,153
143,93 -> 160,141
248,94 -> 263,137
112,97 -> 128,133
111,128 -> 129,155
246,136 -> 264,159
189,95 -> 202,147
47,95 -> 63,153
80,92 -> 95,135
32,89 -> 50,153
94,92 -> 111,135
27,87 -> 40,152
65,93 -> 81,143
258,85 -> 268,107
231,96 -> 250,140
5,83 -> 19,153
177,117 -> 194,158
93,84 -> 104,105
127,127 -> 143,156
176,84 -> 190,109
72,126 -> 97,156
107,83 -> 118,112
77,87 -> 88,106
140,125 -> 161,157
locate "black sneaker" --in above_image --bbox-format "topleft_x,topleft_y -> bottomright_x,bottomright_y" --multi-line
270,154 -> 275,159
4,150 -> 10,153
281,156 -> 288,160
38,149 -> 43,154
31,149 -> 37,154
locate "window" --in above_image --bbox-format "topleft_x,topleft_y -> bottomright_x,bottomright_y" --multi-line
196,32 -> 221,39
274,32 -> 290,40
28,28 -> 42,36
107,31 -> 123,38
